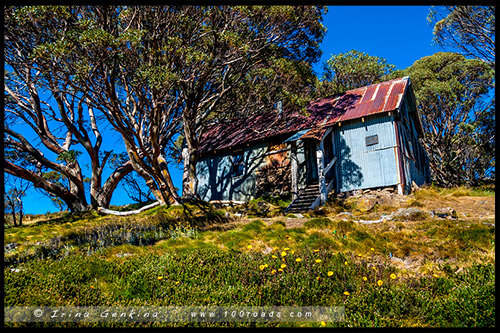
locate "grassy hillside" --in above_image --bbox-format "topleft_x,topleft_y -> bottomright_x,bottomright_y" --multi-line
3,185 -> 495,328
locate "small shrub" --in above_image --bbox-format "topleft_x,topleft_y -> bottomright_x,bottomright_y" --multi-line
450,224 -> 494,247
242,220 -> 267,232
408,199 -> 424,207
304,232 -> 338,250
304,217 -> 333,229
270,221 -> 286,229
350,230 -> 373,242
414,186 -> 440,200
334,220 -> 357,235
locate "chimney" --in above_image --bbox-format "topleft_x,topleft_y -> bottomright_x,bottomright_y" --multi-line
277,100 -> 282,119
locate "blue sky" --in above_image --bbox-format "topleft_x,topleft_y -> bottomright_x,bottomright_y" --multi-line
18,5 -> 445,215
313,6 -> 442,74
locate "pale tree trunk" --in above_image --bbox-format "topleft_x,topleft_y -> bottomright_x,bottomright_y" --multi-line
157,154 -> 180,204
16,196 -> 24,225
123,140 -> 180,206
182,146 -> 199,198
91,162 -> 134,209
182,130 -> 199,198
10,202 -> 17,226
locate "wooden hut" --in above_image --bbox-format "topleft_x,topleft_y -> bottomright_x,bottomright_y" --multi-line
193,76 -> 431,211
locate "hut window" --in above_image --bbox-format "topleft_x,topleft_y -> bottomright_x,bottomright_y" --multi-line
231,152 -> 244,177
365,134 -> 379,146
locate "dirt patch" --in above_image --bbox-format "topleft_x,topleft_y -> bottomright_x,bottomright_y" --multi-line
416,195 -> 495,220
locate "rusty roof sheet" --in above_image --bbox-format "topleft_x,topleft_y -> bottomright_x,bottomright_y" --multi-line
299,126 -> 330,141
321,77 -> 408,127
198,77 -> 409,154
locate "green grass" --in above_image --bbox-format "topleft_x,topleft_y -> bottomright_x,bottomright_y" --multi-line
414,184 -> 495,199
3,188 -> 496,328
438,185 -> 495,197
4,246 -> 495,328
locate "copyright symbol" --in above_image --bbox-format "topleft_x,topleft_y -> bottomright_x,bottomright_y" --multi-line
34,309 -> 43,317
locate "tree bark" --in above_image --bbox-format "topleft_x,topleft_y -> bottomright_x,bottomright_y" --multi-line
182,145 -> 199,198
17,196 -> 24,226
93,161 -> 134,208
4,161 -> 89,213
10,204 -> 17,226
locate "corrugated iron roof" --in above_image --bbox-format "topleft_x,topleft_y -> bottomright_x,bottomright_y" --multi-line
198,77 -> 409,154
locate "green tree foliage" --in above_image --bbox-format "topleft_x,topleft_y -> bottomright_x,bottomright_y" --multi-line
428,6 -> 495,68
318,50 -> 396,97
399,52 -> 494,186
26,5 -> 326,202
177,6 -> 326,197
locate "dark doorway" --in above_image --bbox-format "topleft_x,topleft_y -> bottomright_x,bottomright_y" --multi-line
323,132 -> 335,182
305,140 -> 318,184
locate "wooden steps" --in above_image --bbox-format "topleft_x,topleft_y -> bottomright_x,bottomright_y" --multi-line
286,183 -> 320,213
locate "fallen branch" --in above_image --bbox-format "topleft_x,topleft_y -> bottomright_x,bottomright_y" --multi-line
97,201 -> 161,216
355,215 -> 392,224
209,200 -> 245,206
354,218 -> 385,224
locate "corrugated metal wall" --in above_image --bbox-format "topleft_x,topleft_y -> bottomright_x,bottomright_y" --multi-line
333,113 -> 400,193
399,97 -> 430,188
196,143 -> 268,202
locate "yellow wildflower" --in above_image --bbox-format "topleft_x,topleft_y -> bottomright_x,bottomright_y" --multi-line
320,321 -> 326,327
390,273 -> 397,279
90,285 -> 95,289
315,259 -> 322,263
157,276 -> 163,280
377,280 -> 383,286
362,276 -> 368,281
278,268 -> 283,272
271,269 -> 276,275
280,264 -> 287,269
175,281 -> 180,285
259,265 -> 266,270
343,291 -> 350,296
247,245 -> 252,249
316,276 -> 321,281
273,247 -> 278,251
370,247 -> 375,251
327,271 -> 333,276
281,251 -> 287,257
291,250 -> 295,254
272,255 -> 278,259
344,261 -> 348,265
284,247 -> 290,251
296,258 -> 302,262
357,254 -> 362,257
372,266 -> 377,271
313,249 -> 320,253
433,273 -> 439,278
